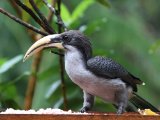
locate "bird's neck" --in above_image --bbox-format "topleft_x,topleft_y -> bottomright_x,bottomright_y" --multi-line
64,46 -> 92,88
64,46 -> 87,67
64,46 -> 88,84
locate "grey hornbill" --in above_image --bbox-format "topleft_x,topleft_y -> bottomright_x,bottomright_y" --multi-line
24,30 -> 159,114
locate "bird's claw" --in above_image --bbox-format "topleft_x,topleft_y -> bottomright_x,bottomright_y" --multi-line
116,108 -> 125,115
80,106 -> 89,113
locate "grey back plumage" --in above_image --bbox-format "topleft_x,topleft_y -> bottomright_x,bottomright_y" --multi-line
87,56 -> 143,92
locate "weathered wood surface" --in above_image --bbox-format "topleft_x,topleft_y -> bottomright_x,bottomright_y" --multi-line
0,113 -> 160,120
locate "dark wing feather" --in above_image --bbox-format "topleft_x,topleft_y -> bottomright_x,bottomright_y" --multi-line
87,56 -> 143,92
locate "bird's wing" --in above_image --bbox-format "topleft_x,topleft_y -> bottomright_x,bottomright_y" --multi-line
87,56 -> 143,92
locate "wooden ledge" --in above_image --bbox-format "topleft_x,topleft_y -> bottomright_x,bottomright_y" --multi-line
0,113 -> 160,120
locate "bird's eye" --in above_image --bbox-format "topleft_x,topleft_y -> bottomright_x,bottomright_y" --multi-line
63,35 -> 68,40
63,35 -> 71,43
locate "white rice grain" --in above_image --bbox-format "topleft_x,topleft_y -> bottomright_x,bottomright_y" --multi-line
0,108 -> 88,114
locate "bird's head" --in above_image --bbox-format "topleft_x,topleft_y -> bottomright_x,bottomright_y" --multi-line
23,30 -> 92,61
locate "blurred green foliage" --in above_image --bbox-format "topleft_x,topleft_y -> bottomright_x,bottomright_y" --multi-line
0,0 -> 160,112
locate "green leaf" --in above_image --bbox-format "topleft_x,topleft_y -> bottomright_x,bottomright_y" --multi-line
1,99 -> 21,109
22,0 -> 33,21
53,98 -> 63,108
2,85 -> 17,99
149,40 -> 160,54
71,0 -> 94,23
0,71 -> 30,85
61,3 -> 71,25
96,0 -> 111,8
45,80 -> 61,99
38,64 -> 59,81
22,0 -> 43,21
82,18 -> 108,35
0,55 -> 23,74
0,71 -> 30,91
47,0 -> 53,4
0,58 -> 7,66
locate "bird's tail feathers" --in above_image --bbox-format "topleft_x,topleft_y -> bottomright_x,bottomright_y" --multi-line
129,93 -> 159,112
129,73 -> 143,85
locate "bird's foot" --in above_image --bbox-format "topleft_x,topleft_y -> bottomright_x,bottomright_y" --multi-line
80,106 -> 89,113
116,107 -> 125,115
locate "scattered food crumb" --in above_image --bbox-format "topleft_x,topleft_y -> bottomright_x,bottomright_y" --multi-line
0,108 -> 89,114
138,109 -> 159,115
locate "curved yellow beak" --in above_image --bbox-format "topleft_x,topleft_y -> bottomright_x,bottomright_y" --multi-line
23,34 -> 64,62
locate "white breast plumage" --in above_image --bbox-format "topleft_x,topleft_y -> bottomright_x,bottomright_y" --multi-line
64,45 -> 128,103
